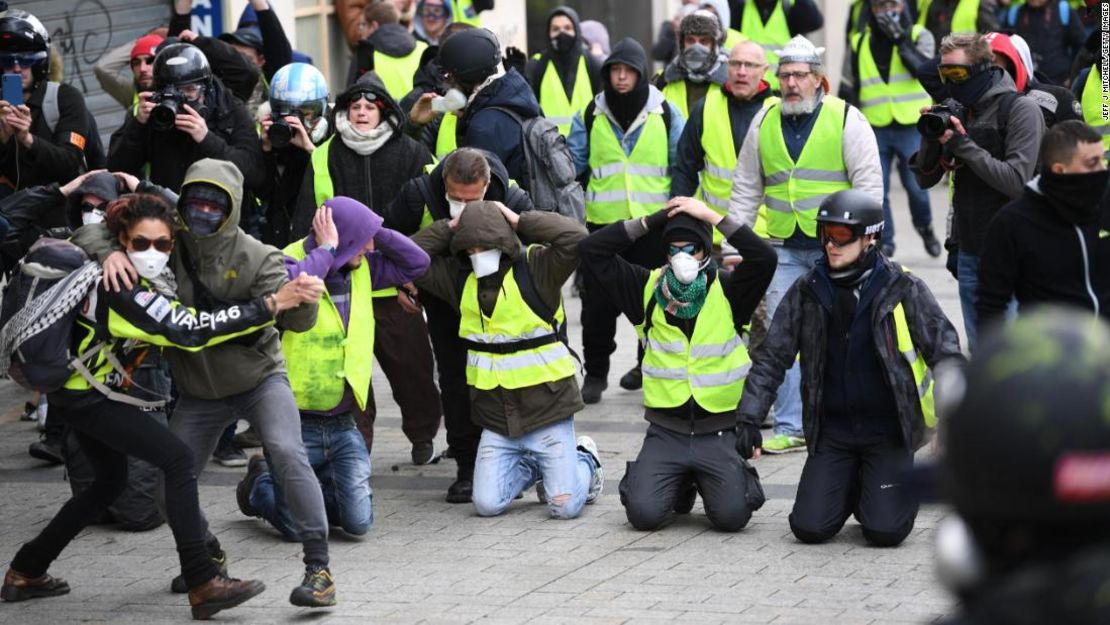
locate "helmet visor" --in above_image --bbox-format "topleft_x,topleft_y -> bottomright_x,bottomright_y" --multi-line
818,223 -> 861,248
270,97 -> 325,121
0,51 -> 46,70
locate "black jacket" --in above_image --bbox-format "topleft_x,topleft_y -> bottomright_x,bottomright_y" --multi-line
458,69 -> 543,184
107,77 -> 265,196
0,81 -> 91,192
258,146 -> 313,248
737,254 -> 963,452
976,181 -> 1110,329
1007,0 -> 1086,86
731,0 -> 825,36
578,213 -> 777,434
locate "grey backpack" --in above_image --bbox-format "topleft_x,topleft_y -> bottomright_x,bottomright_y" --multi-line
488,106 -> 585,223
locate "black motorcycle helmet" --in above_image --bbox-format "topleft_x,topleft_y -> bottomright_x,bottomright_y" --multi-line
815,189 -> 885,237
0,10 -> 51,83
152,43 -> 212,91
437,28 -> 501,92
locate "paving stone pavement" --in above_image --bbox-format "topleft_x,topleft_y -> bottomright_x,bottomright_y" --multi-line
0,184 -> 962,624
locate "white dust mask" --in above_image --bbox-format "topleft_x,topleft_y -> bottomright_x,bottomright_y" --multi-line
128,249 -> 171,280
469,248 -> 502,278
668,252 -> 706,284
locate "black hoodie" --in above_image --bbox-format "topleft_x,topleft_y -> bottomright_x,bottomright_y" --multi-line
525,7 -> 602,102
602,38 -> 650,132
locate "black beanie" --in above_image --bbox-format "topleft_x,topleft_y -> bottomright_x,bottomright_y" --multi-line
662,214 -> 713,254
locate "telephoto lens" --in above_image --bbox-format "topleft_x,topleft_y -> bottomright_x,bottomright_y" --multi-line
149,94 -> 181,132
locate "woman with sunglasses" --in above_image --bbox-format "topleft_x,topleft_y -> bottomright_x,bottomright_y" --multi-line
1,193 -> 325,619
737,189 -> 963,548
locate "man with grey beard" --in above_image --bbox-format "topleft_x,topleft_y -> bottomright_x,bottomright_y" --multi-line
725,35 -> 881,455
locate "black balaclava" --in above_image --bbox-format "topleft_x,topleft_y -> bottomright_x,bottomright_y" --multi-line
1039,169 -> 1110,225
603,38 -> 649,132
949,64 -> 1000,108
547,6 -> 583,97
867,4 -> 912,81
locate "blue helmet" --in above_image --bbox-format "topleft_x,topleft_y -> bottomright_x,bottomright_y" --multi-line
269,63 -> 329,122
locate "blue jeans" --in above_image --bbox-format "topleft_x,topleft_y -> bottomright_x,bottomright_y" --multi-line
250,415 -> 373,539
957,251 -> 1016,353
765,247 -> 824,437
472,417 -> 598,520
875,124 -> 933,248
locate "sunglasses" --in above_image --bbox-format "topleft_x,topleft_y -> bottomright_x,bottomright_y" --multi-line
938,63 -> 986,84
81,201 -> 108,213
421,4 -> 447,17
130,236 -> 174,253
0,52 -> 45,69
667,243 -> 701,256
819,223 -> 861,248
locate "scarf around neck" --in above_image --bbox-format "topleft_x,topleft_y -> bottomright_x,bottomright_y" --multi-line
336,111 -> 394,156
653,266 -> 708,319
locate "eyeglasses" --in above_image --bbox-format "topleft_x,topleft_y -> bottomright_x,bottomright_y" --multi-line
130,236 -> 174,253
776,70 -> 814,83
938,63 -> 984,84
728,61 -> 766,71
80,201 -> 108,213
667,243 -> 701,256
0,52 -> 45,69
818,223 -> 861,248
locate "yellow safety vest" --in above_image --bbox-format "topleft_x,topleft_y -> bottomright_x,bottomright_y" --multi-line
538,56 -> 593,136
741,0 -> 791,92
662,80 -> 690,119
916,0 -> 979,33
1081,65 -> 1110,154
450,0 -> 482,26
700,87 -> 776,239
724,29 -> 748,51
458,253 -> 577,390
435,113 -> 458,158
758,96 -> 851,239
892,297 -> 936,428
586,109 -> 671,224
373,41 -> 429,101
281,239 -> 376,411
638,269 -> 751,413
852,27 -> 932,127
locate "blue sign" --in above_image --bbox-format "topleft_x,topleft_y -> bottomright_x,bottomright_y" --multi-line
191,0 -> 225,37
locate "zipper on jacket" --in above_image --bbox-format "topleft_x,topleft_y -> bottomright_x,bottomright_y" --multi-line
1075,225 -> 1099,316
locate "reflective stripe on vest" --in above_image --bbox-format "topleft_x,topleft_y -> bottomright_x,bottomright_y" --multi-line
916,0 -> 979,33
637,269 -> 751,412
539,57 -> 593,136
586,111 -> 671,224
458,263 -> 576,391
282,238 -> 376,411
374,41 -> 428,101
701,88 -> 776,239
1081,65 -> 1110,154
436,113 -> 458,159
758,97 -> 851,239
853,27 -> 932,127
662,80 -> 689,119
741,0 -> 790,91
892,299 -> 936,428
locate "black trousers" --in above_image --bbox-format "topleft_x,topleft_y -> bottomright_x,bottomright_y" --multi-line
619,424 -> 759,532
580,224 -> 664,380
12,399 -> 217,589
423,292 -> 481,473
788,428 -> 918,547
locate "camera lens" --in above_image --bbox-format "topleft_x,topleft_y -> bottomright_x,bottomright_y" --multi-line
269,119 -> 294,149
917,112 -> 949,139
150,98 -> 180,132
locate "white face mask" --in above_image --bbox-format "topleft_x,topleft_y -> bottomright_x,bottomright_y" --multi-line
447,195 -> 467,219
431,88 -> 468,113
81,210 -> 106,226
669,252 -> 706,284
128,249 -> 171,281
469,248 -> 502,278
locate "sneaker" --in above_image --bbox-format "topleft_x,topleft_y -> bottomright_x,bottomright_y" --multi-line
576,436 -> 603,503
28,437 -> 63,465
618,365 -> 642,390
172,550 -> 229,594
289,565 -> 336,608
762,434 -> 806,454
446,466 -> 473,504
213,439 -> 248,468
18,401 -> 36,422
236,455 -> 268,518
231,427 -> 262,449
188,574 -> 266,620
580,376 -> 607,404
411,441 -> 435,466
1,568 -> 70,602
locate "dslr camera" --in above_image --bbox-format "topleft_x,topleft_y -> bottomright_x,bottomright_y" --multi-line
268,111 -> 305,149
917,98 -> 967,139
149,87 -> 186,132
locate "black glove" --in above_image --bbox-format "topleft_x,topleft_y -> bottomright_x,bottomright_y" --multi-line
503,46 -> 527,75
875,12 -> 906,44
735,423 -> 762,460
945,238 -> 959,280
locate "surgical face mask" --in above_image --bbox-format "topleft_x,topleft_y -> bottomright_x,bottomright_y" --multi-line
431,88 -> 468,113
681,43 -> 713,72
81,210 -> 106,226
447,195 -> 467,218
669,252 -> 707,284
186,207 -> 225,237
128,249 -> 171,280
469,248 -> 502,278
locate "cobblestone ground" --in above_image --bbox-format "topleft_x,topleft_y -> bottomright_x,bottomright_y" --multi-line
0,185 -> 961,624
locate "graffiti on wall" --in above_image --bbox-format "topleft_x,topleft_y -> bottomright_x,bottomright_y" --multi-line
49,0 -> 114,93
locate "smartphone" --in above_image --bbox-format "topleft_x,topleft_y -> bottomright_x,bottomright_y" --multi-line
1,74 -> 21,107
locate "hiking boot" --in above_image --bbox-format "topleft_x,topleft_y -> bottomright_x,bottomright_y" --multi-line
619,365 -> 642,390
1,568 -> 70,602
28,436 -> 63,465
231,426 -> 262,449
172,550 -> 229,594
674,478 -> 698,514
213,438 -> 247,468
236,455 -> 268,518
446,466 -> 473,504
581,376 -> 607,404
289,565 -> 336,608
916,224 -> 943,258
188,574 -> 265,620
411,441 -> 435,466
762,434 -> 806,454
577,436 -> 604,504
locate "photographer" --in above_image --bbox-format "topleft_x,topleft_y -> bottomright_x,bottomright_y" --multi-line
107,43 -> 265,211
911,32 -> 1044,350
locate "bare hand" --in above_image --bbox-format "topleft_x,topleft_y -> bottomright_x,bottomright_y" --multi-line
448,214 -> 461,230
0,102 -> 12,143
284,115 -> 315,152
113,171 -> 141,193
274,274 -> 325,311
259,114 -> 273,152
136,92 -> 156,125
667,196 -> 723,225
312,205 -> 340,249
60,170 -> 108,197
397,283 -> 422,314
496,202 -> 520,230
721,254 -> 743,269
6,105 -> 33,148
409,92 -> 437,126
103,251 -> 138,292
177,104 -> 209,143
177,29 -> 198,42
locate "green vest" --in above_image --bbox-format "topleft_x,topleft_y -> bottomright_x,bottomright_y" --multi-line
450,0 -> 482,26
435,113 -> 458,158
662,80 -> 690,119
638,269 -> 751,413
758,96 -> 851,239
458,257 -> 576,391
1081,65 -> 1110,154
701,88 -> 776,239
741,0 -> 790,92
538,56 -> 593,136
374,41 -> 428,101
586,110 -> 671,224
282,239 -> 376,411
852,27 -> 932,127
916,0 -> 979,33
892,294 -> 936,428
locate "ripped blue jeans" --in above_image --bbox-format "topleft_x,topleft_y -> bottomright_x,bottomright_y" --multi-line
472,417 -> 597,519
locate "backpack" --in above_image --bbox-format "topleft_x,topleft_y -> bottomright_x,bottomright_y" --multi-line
42,82 -> 107,171
486,106 -> 586,223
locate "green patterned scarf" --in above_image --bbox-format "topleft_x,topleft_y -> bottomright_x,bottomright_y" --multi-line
653,267 -> 707,319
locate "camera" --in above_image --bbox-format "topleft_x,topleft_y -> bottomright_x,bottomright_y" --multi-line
917,99 -> 966,139
149,88 -> 185,132
267,111 -> 303,149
